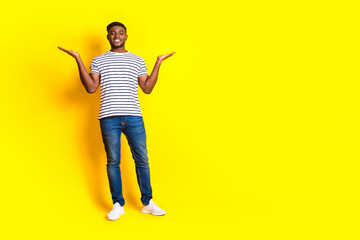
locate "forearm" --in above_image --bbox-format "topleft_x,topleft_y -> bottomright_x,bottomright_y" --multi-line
143,59 -> 162,94
75,56 -> 97,93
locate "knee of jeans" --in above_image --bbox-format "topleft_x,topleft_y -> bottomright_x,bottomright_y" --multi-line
135,155 -> 149,168
106,155 -> 120,167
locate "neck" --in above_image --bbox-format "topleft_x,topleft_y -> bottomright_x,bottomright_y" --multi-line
110,46 -> 127,53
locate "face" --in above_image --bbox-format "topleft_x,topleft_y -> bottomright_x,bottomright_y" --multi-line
107,26 -> 128,49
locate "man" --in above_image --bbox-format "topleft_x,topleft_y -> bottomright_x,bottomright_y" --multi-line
58,21 -> 175,220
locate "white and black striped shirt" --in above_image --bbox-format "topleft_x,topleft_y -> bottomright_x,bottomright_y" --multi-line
90,51 -> 148,119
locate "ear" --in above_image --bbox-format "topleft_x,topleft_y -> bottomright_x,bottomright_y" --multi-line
106,34 -> 110,41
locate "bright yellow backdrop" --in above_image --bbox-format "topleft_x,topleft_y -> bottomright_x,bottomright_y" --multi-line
1,0 -> 359,239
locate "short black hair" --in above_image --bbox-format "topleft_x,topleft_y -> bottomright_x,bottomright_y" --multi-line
107,22 -> 127,33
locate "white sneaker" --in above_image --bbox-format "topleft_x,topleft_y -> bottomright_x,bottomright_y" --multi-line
107,202 -> 124,220
141,199 -> 166,216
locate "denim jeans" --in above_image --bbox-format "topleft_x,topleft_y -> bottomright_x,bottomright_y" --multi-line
99,116 -> 152,206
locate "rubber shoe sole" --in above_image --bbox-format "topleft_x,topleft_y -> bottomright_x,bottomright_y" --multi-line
141,208 -> 166,216
141,209 -> 165,216
107,209 -> 125,220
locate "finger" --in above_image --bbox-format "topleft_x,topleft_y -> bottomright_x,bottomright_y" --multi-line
58,47 -> 69,53
166,52 -> 175,57
58,47 -> 73,54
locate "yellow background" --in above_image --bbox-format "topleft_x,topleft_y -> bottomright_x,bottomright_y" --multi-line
1,0 -> 359,239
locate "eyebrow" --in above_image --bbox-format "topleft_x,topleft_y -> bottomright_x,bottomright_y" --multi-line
110,30 -> 124,33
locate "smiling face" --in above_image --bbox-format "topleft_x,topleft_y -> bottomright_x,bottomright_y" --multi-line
107,25 -> 128,49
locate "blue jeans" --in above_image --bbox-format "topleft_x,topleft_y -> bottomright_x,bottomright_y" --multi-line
99,116 -> 152,206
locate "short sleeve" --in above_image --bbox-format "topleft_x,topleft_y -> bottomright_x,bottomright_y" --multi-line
90,58 -> 99,74
138,58 -> 148,77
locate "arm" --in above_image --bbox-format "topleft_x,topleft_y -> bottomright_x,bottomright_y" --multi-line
58,46 -> 100,94
138,52 -> 175,94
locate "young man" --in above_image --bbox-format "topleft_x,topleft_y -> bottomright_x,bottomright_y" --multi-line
58,22 -> 175,220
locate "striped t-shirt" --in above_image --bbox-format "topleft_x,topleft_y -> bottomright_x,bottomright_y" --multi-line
90,51 -> 148,119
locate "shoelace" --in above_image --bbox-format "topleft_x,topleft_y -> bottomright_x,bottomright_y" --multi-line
152,202 -> 159,209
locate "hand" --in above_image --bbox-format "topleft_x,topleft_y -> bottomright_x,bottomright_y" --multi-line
157,52 -> 175,62
58,46 -> 80,59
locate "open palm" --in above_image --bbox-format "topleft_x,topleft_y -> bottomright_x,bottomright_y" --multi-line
157,52 -> 175,62
58,46 -> 80,58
